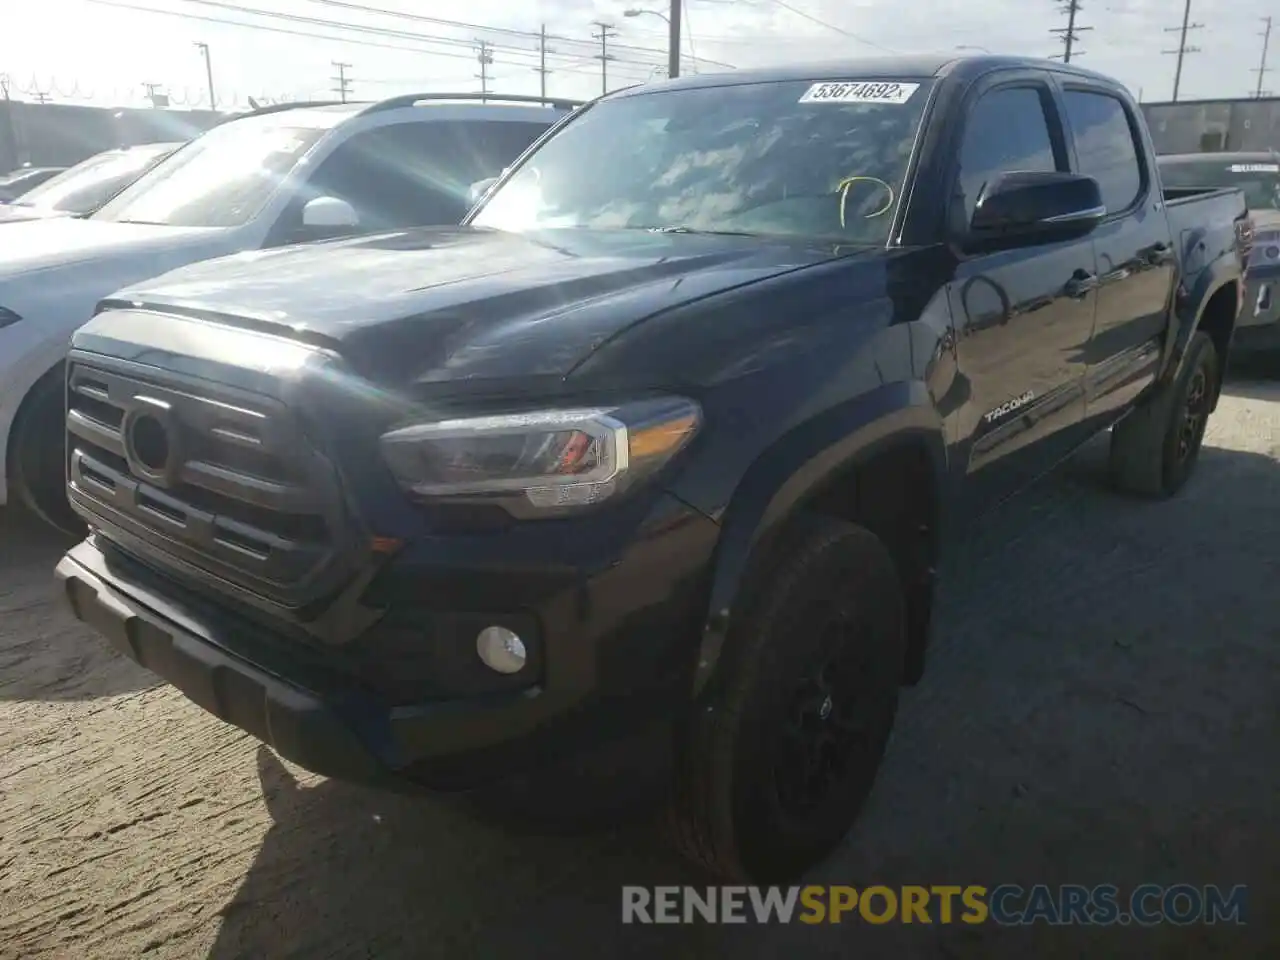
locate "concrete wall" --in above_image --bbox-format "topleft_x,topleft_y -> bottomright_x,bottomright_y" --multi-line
1142,98 -> 1280,155
0,101 -> 223,174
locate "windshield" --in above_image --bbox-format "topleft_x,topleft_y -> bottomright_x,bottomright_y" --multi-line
16,144 -> 174,214
92,120 -> 326,227
471,78 -> 932,244
1160,159 -> 1280,211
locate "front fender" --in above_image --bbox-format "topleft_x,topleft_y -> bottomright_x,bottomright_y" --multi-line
690,381 -> 946,696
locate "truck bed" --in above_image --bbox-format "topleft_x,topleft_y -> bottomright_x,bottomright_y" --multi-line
1163,184 -> 1251,276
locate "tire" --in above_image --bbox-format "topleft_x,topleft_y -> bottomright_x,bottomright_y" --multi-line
9,368 -> 84,536
1109,330 -> 1219,499
667,514 -> 906,883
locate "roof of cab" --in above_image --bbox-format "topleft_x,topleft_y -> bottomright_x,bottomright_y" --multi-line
609,53 -> 1125,96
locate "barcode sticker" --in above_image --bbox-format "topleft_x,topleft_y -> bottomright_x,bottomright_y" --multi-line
798,81 -> 920,105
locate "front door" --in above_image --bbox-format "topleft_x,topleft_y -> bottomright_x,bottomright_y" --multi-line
946,79 -> 1099,514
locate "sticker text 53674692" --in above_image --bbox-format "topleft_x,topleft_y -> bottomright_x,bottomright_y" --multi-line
798,81 -> 920,106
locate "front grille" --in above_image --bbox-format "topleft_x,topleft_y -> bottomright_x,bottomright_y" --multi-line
66,359 -> 339,607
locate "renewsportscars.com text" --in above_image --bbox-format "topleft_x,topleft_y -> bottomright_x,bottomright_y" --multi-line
621,884 -> 1248,926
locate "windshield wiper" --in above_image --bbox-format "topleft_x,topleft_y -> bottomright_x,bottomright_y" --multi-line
648,226 -> 762,238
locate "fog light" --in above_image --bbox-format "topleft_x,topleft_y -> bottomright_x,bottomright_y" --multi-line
476,626 -> 527,674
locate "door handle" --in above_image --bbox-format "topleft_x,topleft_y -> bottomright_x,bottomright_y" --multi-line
1064,270 -> 1098,299
1144,242 -> 1172,265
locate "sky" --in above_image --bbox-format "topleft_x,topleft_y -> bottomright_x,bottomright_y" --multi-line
1,0 -> 1277,111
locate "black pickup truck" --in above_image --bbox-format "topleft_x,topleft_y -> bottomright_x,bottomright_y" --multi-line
55,55 -> 1249,883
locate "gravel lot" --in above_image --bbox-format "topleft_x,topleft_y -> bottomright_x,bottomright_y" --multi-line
2,377 -> 1277,960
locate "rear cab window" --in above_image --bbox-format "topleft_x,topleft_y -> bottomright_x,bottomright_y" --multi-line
472,77 -> 935,246
1061,88 -> 1145,214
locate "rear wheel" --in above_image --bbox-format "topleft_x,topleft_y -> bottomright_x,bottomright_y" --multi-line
667,515 -> 906,882
9,368 -> 83,536
1109,330 -> 1219,499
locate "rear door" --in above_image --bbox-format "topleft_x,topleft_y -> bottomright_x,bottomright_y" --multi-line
1057,81 -> 1175,423
946,73 -> 1099,511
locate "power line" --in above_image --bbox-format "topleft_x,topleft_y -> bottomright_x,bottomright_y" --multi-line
78,0 -> 679,82
759,0 -> 896,53
1255,17 -> 1272,99
681,0 -> 697,75
1161,0 -> 1202,103
1049,1 -> 1092,63
591,21 -> 618,96
331,61 -> 352,102
297,0 -> 737,67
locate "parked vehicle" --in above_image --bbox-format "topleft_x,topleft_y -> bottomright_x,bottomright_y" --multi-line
0,93 -> 576,531
1159,151 -> 1280,353
56,56 -> 1248,883
0,166 -> 67,202
0,142 -> 181,225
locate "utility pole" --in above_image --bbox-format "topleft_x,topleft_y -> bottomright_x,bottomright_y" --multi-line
1255,17 -> 1272,98
475,40 -> 494,99
668,0 -> 682,79
142,82 -> 169,107
194,42 -> 216,109
1049,0 -> 1092,63
591,21 -> 618,96
1162,0 -> 1202,102
330,62 -> 352,103
533,25 -> 554,101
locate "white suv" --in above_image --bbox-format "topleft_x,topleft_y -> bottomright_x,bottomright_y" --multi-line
0,93 -> 577,531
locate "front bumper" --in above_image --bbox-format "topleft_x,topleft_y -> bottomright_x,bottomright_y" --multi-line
58,542 -> 396,785
58,489 -> 719,789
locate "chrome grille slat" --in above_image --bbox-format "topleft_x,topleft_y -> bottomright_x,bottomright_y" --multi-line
181,459 -> 318,513
67,409 -> 127,457
66,360 -> 336,605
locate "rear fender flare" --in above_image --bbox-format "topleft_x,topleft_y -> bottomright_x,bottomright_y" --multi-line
1162,256 -> 1240,387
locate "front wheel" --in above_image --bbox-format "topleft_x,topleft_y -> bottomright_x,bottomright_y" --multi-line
667,515 -> 906,883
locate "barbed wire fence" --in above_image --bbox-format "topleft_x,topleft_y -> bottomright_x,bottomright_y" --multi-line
0,73 -> 327,110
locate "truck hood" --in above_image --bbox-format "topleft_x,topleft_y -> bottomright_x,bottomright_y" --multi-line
113,227 -> 851,386
0,216 -> 223,279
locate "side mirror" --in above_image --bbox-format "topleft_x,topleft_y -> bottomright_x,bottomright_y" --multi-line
468,177 -> 499,204
968,171 -> 1105,248
301,195 -> 359,230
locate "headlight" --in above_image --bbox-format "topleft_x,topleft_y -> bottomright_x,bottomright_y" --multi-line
379,396 -> 701,516
0,307 -> 21,330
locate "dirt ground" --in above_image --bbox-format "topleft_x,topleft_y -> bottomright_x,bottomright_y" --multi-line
1,378 -> 1277,960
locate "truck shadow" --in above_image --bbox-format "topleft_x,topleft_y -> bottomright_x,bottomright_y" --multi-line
206,440 -> 1280,960
0,507 -> 160,701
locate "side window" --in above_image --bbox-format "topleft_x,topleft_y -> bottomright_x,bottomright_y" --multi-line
1062,90 -> 1143,213
268,118 -> 555,245
443,120 -> 553,182
297,124 -> 461,233
957,87 -> 1060,224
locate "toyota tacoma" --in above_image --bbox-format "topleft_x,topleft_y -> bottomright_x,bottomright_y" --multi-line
55,55 -> 1249,882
